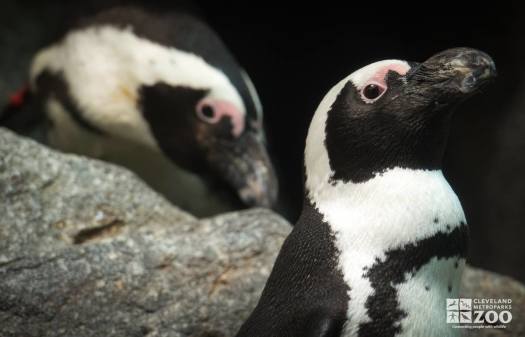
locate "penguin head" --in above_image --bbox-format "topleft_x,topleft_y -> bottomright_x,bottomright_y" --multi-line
305,47 -> 496,187
29,8 -> 278,209
139,62 -> 277,208
128,11 -> 278,209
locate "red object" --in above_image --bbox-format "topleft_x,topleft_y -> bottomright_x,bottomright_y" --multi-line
8,85 -> 29,108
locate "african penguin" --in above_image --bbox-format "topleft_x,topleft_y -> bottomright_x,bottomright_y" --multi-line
24,6 -> 277,216
235,48 -> 496,337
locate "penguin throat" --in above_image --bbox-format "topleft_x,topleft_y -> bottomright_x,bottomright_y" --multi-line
324,109 -> 452,184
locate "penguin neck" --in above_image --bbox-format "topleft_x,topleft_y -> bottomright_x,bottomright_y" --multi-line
324,111 -> 452,183
306,165 -> 451,205
304,164 -> 466,250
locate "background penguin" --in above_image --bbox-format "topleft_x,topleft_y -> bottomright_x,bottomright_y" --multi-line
235,48 -> 496,337
1,5 -> 277,216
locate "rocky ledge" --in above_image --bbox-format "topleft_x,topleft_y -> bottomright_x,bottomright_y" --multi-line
0,128 -> 523,337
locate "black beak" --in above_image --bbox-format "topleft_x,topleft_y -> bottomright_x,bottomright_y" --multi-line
205,130 -> 278,208
407,47 -> 497,100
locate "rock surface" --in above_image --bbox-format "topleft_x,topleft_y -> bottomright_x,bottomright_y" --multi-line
0,128 -> 523,337
0,128 -> 290,337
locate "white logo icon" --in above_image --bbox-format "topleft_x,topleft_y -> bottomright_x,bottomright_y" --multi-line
446,298 -> 512,328
459,299 -> 472,311
447,298 -> 459,311
459,311 -> 472,323
447,310 -> 459,323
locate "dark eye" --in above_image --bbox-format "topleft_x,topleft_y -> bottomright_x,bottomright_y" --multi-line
197,103 -> 217,122
363,84 -> 384,100
200,104 -> 215,118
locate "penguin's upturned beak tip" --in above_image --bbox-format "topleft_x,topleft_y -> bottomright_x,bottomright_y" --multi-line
207,130 -> 278,209
448,48 -> 497,93
414,47 -> 497,96
237,161 -> 278,208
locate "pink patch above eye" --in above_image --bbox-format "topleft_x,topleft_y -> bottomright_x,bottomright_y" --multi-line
368,63 -> 410,87
196,99 -> 245,137
359,62 -> 411,103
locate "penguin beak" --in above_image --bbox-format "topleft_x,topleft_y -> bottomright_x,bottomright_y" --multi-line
406,48 -> 497,100
205,130 -> 278,208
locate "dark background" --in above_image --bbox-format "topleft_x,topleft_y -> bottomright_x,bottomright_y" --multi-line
1,1 -> 524,282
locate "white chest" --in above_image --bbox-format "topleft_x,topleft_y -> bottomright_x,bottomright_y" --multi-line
309,168 -> 467,337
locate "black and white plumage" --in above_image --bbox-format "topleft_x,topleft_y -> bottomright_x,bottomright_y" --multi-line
236,48 -> 496,337
24,6 -> 277,215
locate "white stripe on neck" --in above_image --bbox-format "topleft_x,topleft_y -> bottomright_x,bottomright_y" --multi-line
31,25 -> 245,148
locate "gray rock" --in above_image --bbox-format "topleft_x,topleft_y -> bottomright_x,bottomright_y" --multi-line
0,128 -> 523,337
0,128 -> 290,337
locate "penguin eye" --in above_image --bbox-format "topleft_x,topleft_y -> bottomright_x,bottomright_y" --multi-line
196,104 -> 217,123
361,83 -> 386,103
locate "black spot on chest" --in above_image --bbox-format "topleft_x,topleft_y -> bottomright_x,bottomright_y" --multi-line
358,223 -> 469,337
